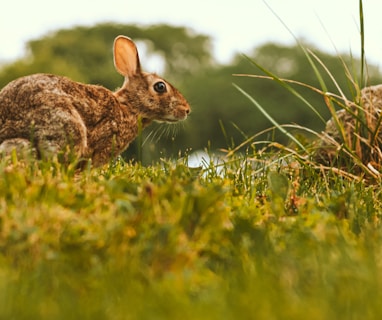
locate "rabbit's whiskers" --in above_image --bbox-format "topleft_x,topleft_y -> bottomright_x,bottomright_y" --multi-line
143,123 -> 181,146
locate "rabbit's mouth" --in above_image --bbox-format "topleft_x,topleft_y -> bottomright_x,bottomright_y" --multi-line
160,113 -> 189,123
170,106 -> 191,121
156,117 -> 182,124
153,104 -> 190,123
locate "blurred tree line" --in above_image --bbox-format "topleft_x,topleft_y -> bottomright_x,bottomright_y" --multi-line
1,23 -> 381,162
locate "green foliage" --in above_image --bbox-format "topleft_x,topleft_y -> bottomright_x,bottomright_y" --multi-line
1,154 -> 382,319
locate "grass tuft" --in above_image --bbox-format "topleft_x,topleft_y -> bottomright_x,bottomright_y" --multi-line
233,0 -> 382,182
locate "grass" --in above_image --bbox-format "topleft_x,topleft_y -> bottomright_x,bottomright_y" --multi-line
233,0 -> 382,181
0,152 -> 382,319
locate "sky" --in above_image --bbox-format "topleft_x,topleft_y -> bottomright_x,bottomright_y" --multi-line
1,0 -> 382,68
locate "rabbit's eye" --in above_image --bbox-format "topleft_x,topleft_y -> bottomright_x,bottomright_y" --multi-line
153,81 -> 167,93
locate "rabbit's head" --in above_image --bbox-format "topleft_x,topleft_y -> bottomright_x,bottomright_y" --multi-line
113,36 -> 190,126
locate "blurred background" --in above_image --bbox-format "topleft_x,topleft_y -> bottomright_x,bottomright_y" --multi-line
1,0 -> 382,163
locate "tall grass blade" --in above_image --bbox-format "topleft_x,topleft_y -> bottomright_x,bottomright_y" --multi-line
233,83 -> 307,152
262,0 -> 344,136
242,55 -> 326,124
359,0 -> 365,88
262,0 -> 329,92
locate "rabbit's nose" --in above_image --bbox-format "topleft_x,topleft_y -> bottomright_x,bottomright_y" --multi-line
183,105 -> 191,114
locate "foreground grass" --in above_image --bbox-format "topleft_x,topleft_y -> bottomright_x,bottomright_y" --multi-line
0,154 -> 382,319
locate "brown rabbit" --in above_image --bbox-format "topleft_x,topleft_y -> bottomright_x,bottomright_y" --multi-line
0,36 -> 190,166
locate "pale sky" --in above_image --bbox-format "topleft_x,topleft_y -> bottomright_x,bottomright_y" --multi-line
1,0 -> 381,68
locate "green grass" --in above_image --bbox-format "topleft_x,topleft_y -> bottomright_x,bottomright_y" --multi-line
2,2 -> 382,318
1,153 -> 382,319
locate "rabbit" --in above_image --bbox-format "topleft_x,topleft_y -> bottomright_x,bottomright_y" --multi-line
0,35 -> 191,166
315,84 -> 382,166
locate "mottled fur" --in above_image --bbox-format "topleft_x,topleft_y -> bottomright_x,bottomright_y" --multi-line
316,85 -> 382,165
0,36 -> 190,166
324,85 -> 382,142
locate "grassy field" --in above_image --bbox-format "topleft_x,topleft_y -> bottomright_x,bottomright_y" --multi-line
1,151 -> 382,319
2,3 -> 382,318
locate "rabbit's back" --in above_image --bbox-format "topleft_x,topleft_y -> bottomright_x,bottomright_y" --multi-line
0,74 -> 119,125
0,74 -> 134,164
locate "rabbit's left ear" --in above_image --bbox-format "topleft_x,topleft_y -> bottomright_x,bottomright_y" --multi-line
113,36 -> 141,77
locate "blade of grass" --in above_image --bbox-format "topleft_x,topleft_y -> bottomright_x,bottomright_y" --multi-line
359,0 -> 365,89
219,119 -> 235,150
233,83 -> 307,152
240,55 -> 326,124
306,49 -> 350,145
314,10 -> 361,94
307,49 -> 347,100
262,0 -> 329,92
357,0 -> 371,147
226,125 -> 281,156
262,0 -> 344,138
227,122 -> 321,157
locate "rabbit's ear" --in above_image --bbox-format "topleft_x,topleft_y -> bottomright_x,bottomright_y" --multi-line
113,36 -> 141,78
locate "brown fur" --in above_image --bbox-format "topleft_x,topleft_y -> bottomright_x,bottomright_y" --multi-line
316,85 -> 382,167
0,36 -> 190,166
